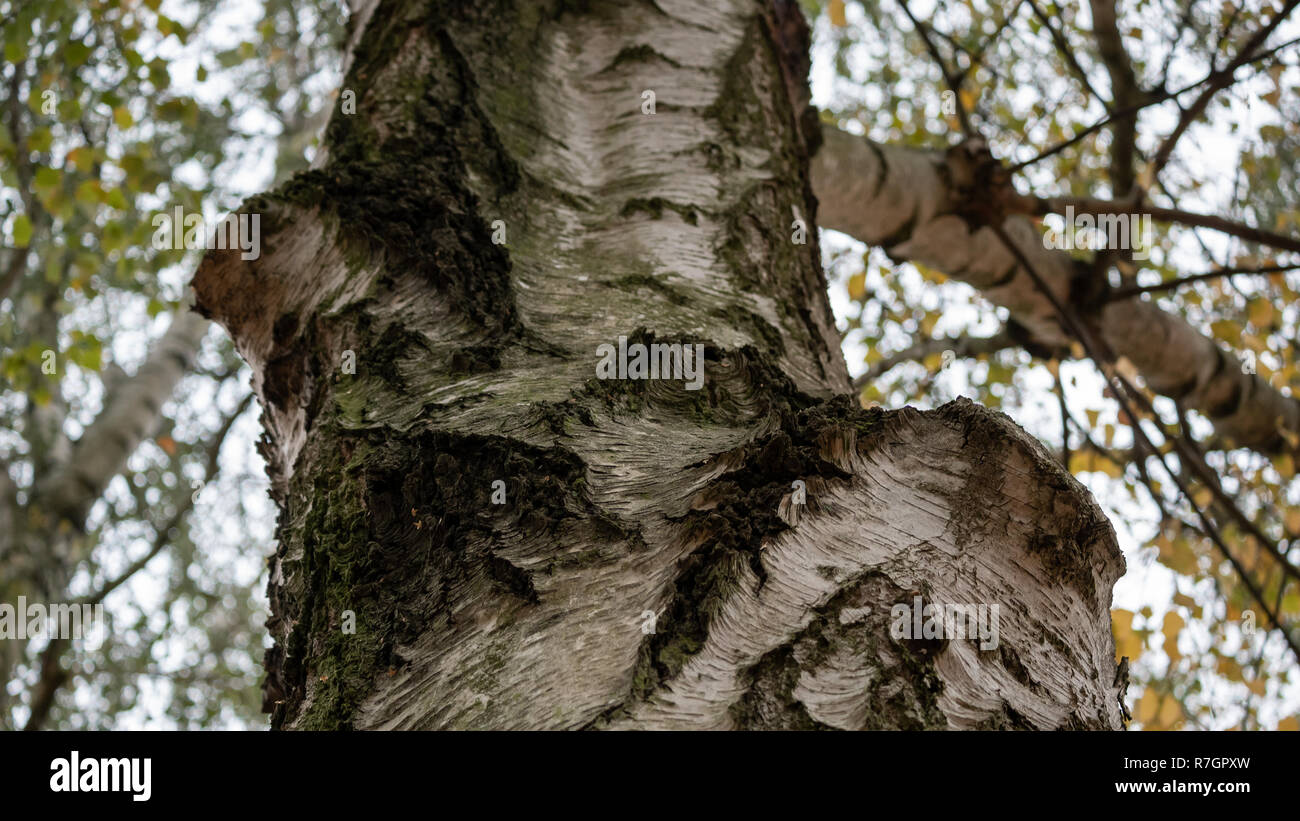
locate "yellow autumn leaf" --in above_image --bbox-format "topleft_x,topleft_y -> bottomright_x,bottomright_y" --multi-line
1287,508 -> 1300,534
1162,611 -> 1184,663
1277,715 -> 1299,731
1248,299 -> 1275,328
1156,533 -> 1199,576
1217,655 -> 1243,681
829,0 -> 847,27
847,272 -> 866,301
1112,608 -> 1142,661
1136,688 -> 1160,724
1068,450 -> 1125,479
1158,696 -> 1182,728
1274,453 -> 1296,479
919,312 -> 937,337
959,88 -> 977,115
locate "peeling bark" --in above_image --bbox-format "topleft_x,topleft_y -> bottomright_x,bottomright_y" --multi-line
193,0 -> 1124,730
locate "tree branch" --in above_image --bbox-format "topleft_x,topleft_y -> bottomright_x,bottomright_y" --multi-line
812,126 -> 1300,457
853,329 -> 1018,389
1146,0 -> 1300,186
1110,262 -> 1300,300
21,388 -> 249,731
34,310 -> 209,530
1031,194 -> 1300,255
985,220 -> 1300,666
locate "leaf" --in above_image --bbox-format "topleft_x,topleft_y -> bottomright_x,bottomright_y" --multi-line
33,165 -> 61,193
829,0 -> 848,27
67,146 -> 95,173
1070,450 -> 1125,479
75,179 -> 101,207
1112,608 -> 1142,661
1247,299 -> 1275,328
69,336 -> 102,371
847,271 -> 866,301
12,214 -> 32,247
65,40 -> 92,67
112,106 -> 134,130
1217,655 -> 1243,681
1162,611 -> 1184,663
26,127 -> 53,153
1136,688 -> 1159,723
1157,696 -> 1182,728
157,435 -> 176,456
1156,533 -> 1199,576
1285,509 -> 1300,534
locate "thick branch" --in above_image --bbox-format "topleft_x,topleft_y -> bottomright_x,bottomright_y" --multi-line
812,125 -> 1300,456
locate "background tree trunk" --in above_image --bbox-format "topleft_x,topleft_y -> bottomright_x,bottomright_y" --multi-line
192,0 -> 1126,729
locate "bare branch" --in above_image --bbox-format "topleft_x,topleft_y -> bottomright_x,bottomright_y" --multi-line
1110,262 -> 1300,300
852,329 -> 1018,389
21,388 -> 251,731
986,221 -> 1300,665
1031,194 -> 1300,255
1146,0 -> 1300,186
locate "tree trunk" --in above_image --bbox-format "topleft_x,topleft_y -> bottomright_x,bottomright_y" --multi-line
192,0 -> 1125,730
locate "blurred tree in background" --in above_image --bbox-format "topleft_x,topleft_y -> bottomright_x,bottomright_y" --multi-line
1,0 -> 344,729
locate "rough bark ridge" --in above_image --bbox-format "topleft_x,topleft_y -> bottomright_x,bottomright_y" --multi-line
192,0 -> 1124,729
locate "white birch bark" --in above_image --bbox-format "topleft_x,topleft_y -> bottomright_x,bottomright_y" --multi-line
191,0 -> 1125,730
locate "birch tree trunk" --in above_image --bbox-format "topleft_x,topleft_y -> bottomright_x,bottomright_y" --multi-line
192,0 -> 1126,730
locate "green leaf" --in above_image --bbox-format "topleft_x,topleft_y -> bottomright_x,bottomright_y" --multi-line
69,336 -> 102,371
68,146 -> 94,173
33,165 -> 61,191
65,40 -> 92,67
27,127 -> 53,153
12,214 -> 32,247
75,179 -> 101,207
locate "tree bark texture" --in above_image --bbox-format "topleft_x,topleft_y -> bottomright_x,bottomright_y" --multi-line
192,0 -> 1125,730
